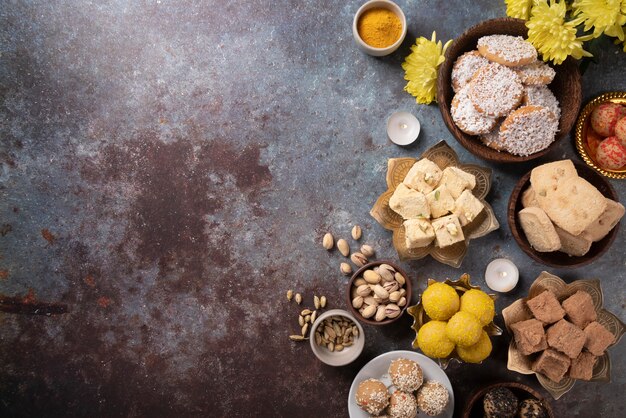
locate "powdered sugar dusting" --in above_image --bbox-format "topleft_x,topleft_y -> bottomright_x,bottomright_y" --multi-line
523,85 -> 561,121
478,35 -> 537,65
451,51 -> 489,93
451,84 -> 497,135
468,63 -> 523,117
500,106 -> 558,156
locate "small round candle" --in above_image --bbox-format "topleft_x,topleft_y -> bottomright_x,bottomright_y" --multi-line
387,111 -> 420,145
485,258 -> 519,293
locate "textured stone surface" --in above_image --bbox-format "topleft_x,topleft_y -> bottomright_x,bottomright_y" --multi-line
0,1 -> 624,417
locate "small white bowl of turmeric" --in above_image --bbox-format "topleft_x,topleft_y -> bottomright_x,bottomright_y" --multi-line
353,0 -> 407,57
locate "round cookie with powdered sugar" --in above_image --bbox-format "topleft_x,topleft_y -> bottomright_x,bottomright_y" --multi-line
500,105 -> 559,156
468,62 -> 523,118
451,84 -> 497,135
514,61 -> 556,85
479,121 -> 506,151
523,85 -> 561,121
451,51 -> 489,93
477,34 -> 537,67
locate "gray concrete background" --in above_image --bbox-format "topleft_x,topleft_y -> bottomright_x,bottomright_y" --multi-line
0,0 -> 624,416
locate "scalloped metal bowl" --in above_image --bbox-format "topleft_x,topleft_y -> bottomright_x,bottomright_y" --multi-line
574,91 -> 626,179
407,273 -> 503,369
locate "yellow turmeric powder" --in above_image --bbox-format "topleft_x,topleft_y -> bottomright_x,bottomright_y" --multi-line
357,8 -> 402,48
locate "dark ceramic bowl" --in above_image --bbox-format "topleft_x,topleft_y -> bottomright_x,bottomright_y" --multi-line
462,382 -> 554,418
508,162 -> 620,268
437,18 -> 581,163
346,260 -> 411,326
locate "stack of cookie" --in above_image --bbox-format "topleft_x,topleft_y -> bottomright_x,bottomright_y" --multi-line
450,35 -> 560,156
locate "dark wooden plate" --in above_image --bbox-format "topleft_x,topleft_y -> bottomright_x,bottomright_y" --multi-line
437,18 -> 581,163
346,260 -> 411,326
508,162 -> 620,268
462,382 -> 554,418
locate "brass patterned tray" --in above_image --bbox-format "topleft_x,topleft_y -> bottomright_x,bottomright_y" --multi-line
502,271 -> 625,400
407,273 -> 503,370
575,91 -> 626,179
369,141 -> 499,267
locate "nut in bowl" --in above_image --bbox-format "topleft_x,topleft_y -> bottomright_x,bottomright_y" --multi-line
310,309 -> 365,367
437,18 -> 581,163
370,141 -> 499,268
575,91 -> 626,179
407,273 -> 503,369
347,261 -> 412,326
502,271 -> 625,400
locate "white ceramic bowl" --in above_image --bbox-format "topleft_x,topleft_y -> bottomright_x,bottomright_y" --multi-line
352,0 -> 407,57
310,309 -> 365,366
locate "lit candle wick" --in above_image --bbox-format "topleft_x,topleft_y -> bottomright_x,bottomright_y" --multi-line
400,123 -> 408,130
499,271 -> 507,278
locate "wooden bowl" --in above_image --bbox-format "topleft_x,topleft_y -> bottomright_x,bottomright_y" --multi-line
437,18 -> 581,163
508,162 -> 620,268
346,261 -> 411,326
462,382 -> 554,418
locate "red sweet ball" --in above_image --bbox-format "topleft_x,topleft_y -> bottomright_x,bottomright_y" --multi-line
615,117 -> 626,147
596,136 -> 626,170
590,103 -> 626,137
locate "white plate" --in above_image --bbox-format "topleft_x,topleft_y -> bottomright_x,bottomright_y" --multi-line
348,350 -> 454,418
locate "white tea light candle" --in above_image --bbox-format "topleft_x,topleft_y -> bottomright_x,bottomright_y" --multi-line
387,111 -> 420,145
485,258 -> 519,293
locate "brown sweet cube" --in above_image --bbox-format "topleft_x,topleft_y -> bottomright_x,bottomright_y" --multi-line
562,290 -> 597,329
510,319 -> 548,355
546,319 -> 586,358
569,351 -> 597,381
532,348 -> 571,383
526,290 -> 565,324
583,321 -> 616,356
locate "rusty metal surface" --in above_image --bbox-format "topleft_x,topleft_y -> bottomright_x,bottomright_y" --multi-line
0,1 -> 624,417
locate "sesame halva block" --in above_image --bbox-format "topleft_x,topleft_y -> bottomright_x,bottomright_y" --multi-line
526,290 -> 565,325
546,319 -> 586,359
583,321 -> 615,356
532,348 -> 571,383
562,290 -> 597,329
510,318 -> 548,356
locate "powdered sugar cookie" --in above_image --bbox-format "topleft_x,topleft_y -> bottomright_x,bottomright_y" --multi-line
479,121 -> 506,151
513,61 -> 556,85
500,106 -> 559,156
477,35 -> 537,67
523,85 -> 561,121
451,51 -> 490,93
451,84 -> 497,135
468,63 -> 523,118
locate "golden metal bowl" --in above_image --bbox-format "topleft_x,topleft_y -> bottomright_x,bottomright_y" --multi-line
502,271 -> 625,400
575,91 -> 626,179
407,273 -> 503,369
369,141 -> 499,268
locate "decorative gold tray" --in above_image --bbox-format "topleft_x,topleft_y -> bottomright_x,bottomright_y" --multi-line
407,273 -> 503,369
502,271 -> 625,400
575,91 -> 626,179
369,141 -> 499,267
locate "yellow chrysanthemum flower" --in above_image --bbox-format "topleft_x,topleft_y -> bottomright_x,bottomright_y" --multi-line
402,32 -> 452,105
505,0 -> 535,20
572,0 -> 626,41
526,0 -> 593,64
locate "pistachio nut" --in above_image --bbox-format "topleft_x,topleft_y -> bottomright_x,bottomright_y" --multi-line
361,304 -> 377,319
360,244 -> 375,258
363,270 -> 381,284
340,262 -> 352,276
356,284 -> 371,297
389,291 -> 401,303
375,305 -> 386,322
395,272 -> 406,286
322,232 -> 334,250
337,239 -> 350,257
399,288 -> 406,297
382,281 -> 399,293
398,296 -> 407,307
385,303 -> 401,318
379,268 -> 395,282
351,225 -> 362,240
373,284 -> 389,300
379,264 -> 396,274
363,296 -> 378,307
352,296 -> 364,309
354,277 -> 367,287
350,252 -> 367,267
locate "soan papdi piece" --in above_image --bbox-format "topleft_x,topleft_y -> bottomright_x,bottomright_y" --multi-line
554,226 -> 592,257
526,290 -> 565,325
580,198 -> 625,242
426,185 -> 455,218
453,189 -> 485,226
521,186 -> 539,208
530,160 -> 578,198
404,219 -> 435,249
389,184 -> 431,220
439,166 -> 476,199
518,207 -> 561,252
432,214 -> 465,248
403,158 -> 443,194
532,348 -> 571,383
